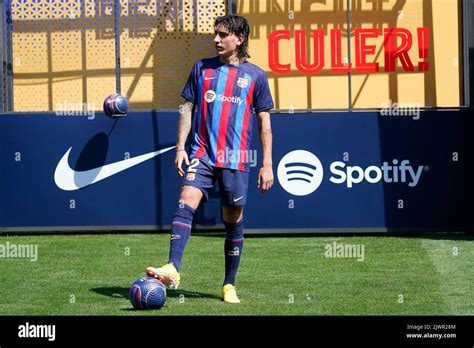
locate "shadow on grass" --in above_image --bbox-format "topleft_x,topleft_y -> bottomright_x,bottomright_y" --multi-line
90,287 -> 130,299
166,289 -> 221,300
120,305 -> 173,312
90,287 -> 220,300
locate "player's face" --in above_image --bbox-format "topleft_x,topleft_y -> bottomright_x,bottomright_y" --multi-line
214,24 -> 243,59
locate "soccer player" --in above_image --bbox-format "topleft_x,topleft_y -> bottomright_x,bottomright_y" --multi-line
145,14 -> 274,304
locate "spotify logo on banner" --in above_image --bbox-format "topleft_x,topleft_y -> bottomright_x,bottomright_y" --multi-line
277,150 -> 425,196
277,150 -> 324,196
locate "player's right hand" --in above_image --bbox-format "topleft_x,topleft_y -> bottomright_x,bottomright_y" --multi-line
175,150 -> 190,177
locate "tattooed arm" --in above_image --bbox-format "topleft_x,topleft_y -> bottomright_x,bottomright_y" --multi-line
175,101 -> 194,177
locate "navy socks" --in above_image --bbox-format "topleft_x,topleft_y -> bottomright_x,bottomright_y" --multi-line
223,219 -> 244,286
168,203 -> 244,285
168,203 -> 195,272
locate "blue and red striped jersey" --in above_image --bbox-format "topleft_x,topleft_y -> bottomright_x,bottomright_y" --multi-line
181,56 -> 274,172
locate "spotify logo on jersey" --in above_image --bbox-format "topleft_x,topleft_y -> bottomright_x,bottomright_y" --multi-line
204,90 -> 216,103
204,90 -> 244,105
277,150 -> 324,196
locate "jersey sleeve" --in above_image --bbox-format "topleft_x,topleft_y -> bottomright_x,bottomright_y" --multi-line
180,61 -> 200,104
253,72 -> 274,113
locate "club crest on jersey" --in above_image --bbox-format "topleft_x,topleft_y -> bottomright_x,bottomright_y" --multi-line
237,77 -> 249,88
186,173 -> 196,181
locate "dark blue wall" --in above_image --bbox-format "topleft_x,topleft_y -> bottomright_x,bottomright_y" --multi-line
0,110 -> 472,232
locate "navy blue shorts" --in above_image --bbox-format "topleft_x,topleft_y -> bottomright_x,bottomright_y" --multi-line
182,158 -> 249,206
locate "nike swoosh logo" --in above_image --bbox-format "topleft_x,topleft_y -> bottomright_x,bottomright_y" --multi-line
233,196 -> 245,203
205,77 -> 216,80
54,146 -> 175,191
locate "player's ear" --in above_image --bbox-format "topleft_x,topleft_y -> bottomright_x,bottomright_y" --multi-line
236,34 -> 244,46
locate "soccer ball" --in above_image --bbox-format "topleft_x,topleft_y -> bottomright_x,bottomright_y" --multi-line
129,276 -> 167,310
103,93 -> 128,118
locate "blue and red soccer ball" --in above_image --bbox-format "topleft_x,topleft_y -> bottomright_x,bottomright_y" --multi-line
103,93 -> 128,118
129,276 -> 167,310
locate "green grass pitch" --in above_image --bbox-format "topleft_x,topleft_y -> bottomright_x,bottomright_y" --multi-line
0,232 -> 472,315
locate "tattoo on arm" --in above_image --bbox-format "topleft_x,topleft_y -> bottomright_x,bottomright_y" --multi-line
179,102 -> 193,115
177,101 -> 194,148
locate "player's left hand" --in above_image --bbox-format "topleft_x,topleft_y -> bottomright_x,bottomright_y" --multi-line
257,165 -> 274,193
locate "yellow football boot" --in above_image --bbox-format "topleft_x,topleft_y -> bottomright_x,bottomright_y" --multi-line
145,263 -> 180,289
221,284 -> 241,304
